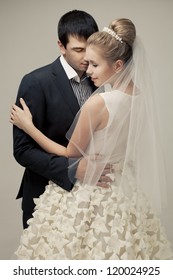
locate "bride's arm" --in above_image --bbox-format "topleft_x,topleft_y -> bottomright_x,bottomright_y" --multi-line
24,124 -> 68,157
10,96 -> 103,158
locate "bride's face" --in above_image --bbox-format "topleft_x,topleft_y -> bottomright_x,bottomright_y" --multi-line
85,45 -> 116,87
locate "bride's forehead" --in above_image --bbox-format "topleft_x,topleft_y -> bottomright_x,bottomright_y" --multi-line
86,45 -> 103,59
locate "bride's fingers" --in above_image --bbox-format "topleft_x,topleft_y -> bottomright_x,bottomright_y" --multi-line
10,107 -> 15,119
11,104 -> 16,111
10,104 -> 20,122
9,112 -> 15,123
10,106 -> 17,117
9,118 -> 14,124
20,98 -> 30,112
11,103 -> 20,111
11,106 -> 16,113
20,98 -> 26,108
12,103 -> 24,114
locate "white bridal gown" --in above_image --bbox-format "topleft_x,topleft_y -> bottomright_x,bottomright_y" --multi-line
15,90 -> 173,260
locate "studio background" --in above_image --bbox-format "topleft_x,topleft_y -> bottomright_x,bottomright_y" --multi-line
0,0 -> 172,259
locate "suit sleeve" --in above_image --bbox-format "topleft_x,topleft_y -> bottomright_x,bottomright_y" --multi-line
13,73 -> 74,191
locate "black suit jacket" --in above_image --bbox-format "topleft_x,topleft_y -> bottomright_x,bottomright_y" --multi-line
13,57 -> 96,213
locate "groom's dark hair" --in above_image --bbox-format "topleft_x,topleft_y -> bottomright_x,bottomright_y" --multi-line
58,10 -> 98,48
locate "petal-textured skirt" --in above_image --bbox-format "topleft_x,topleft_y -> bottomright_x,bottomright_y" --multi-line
15,178 -> 173,260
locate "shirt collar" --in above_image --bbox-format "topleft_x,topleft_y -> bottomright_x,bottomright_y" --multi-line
60,55 -> 80,82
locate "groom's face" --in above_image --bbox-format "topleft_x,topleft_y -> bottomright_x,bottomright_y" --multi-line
58,35 -> 89,78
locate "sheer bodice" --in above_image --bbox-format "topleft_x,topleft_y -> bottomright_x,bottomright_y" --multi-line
89,90 -> 132,164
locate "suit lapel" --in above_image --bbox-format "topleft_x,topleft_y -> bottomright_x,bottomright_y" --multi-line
51,58 -> 80,116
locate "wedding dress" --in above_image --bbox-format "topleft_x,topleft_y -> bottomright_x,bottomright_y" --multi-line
15,90 -> 173,260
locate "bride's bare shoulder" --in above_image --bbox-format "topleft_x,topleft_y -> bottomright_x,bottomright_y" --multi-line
83,93 -> 105,110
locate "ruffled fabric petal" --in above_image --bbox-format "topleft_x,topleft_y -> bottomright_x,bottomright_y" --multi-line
15,179 -> 173,260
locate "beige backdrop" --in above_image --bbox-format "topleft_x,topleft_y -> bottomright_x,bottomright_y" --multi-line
0,0 -> 173,259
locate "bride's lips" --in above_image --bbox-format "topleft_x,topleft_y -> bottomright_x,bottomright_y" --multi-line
91,77 -> 97,82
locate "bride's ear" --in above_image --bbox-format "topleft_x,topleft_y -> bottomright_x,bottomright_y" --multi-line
113,59 -> 124,73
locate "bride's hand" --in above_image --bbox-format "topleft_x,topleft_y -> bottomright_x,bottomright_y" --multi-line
10,98 -> 34,132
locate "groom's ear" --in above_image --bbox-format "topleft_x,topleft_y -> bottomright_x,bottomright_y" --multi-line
57,40 -> 66,55
113,59 -> 124,73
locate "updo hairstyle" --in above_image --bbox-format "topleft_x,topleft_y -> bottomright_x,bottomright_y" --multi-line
87,18 -> 136,64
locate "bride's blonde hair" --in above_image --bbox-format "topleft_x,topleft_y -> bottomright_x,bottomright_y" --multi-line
87,18 -> 136,63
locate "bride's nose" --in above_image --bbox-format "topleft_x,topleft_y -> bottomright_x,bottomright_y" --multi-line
86,65 -> 92,76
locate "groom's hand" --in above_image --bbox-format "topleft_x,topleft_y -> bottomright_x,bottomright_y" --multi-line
96,163 -> 112,188
75,157 -> 112,188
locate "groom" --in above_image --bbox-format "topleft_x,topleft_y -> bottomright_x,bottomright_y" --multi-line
13,10 -> 99,228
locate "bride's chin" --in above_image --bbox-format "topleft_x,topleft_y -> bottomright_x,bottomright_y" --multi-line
93,80 -> 101,87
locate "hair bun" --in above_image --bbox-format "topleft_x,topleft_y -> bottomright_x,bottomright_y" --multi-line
110,18 -> 136,46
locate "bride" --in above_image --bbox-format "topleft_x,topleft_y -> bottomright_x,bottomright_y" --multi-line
10,18 -> 173,260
